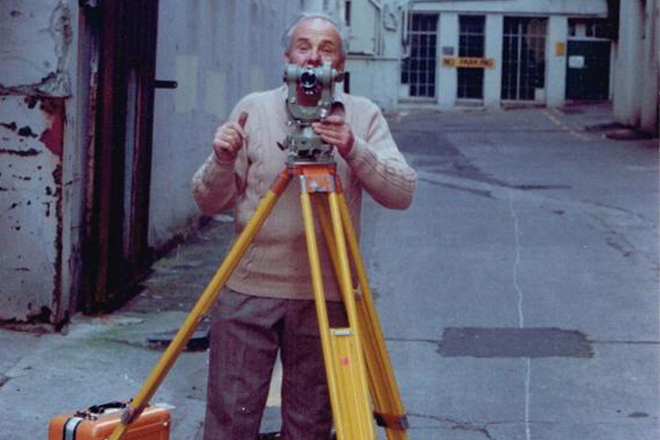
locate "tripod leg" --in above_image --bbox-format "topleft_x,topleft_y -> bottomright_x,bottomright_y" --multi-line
327,192 -> 376,439
300,190 -> 375,440
337,193 -> 409,439
108,171 -> 291,440
311,194 -> 346,293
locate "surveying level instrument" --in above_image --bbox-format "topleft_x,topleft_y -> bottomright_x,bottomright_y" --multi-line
107,63 -> 409,440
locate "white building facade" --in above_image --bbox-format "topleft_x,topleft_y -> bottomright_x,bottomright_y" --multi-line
346,0 -> 658,135
347,0 -> 610,109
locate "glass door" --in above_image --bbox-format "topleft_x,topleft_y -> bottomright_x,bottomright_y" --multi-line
501,17 -> 547,101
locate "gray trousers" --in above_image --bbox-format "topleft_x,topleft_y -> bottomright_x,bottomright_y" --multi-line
203,289 -> 348,440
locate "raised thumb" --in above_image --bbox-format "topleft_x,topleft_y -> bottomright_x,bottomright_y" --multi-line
238,111 -> 249,129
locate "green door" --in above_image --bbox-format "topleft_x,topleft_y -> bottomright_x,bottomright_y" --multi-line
566,40 -> 610,101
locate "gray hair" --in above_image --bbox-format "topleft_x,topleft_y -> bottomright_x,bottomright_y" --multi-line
282,12 -> 350,61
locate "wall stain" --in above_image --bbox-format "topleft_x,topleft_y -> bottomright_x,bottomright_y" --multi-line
24,96 -> 38,109
18,126 -> 38,138
39,99 -> 65,156
1,122 -> 18,131
0,148 -> 40,156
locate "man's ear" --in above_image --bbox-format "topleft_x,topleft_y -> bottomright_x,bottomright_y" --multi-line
283,53 -> 291,65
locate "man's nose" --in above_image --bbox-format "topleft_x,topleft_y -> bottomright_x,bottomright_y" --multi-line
307,49 -> 321,66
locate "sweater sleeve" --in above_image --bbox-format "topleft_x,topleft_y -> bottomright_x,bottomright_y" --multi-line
191,100 -> 251,215
344,104 -> 417,210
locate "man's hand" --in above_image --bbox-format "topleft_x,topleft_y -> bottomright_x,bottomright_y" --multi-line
312,114 -> 354,158
213,112 -> 249,161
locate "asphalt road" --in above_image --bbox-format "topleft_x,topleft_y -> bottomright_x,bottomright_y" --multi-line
0,103 -> 656,440
361,104 -> 659,440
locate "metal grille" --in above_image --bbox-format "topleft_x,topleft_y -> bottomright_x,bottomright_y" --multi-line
458,15 -> 485,99
401,13 -> 438,98
501,17 -> 547,101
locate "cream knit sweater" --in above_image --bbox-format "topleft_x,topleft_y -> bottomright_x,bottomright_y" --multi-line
191,86 -> 416,301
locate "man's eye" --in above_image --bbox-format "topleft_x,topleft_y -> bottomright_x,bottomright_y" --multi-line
296,44 -> 311,52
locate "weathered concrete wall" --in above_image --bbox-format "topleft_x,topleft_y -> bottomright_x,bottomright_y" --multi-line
1,0 -> 350,322
0,1 -> 73,96
612,0 -> 644,127
638,0 -> 659,134
148,0 -> 316,248
546,15 -> 569,108
0,0 -> 78,323
0,97 -> 62,322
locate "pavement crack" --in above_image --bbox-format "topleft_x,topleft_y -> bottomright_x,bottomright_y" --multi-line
408,413 -> 498,440
90,335 -> 163,352
591,339 -> 660,345
508,191 -> 532,440
386,337 -> 440,345
590,214 -> 637,261
418,177 -> 494,198
508,189 -> 525,328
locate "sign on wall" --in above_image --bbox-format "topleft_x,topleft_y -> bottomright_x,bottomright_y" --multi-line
568,55 -> 585,69
442,57 -> 495,68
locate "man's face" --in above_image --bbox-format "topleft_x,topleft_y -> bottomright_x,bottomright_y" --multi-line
285,18 -> 344,71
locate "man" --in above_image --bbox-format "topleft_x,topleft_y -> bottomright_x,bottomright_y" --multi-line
192,12 -> 416,440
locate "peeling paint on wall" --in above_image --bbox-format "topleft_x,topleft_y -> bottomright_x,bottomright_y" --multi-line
0,0 -> 73,323
0,95 -> 62,322
38,99 -> 65,156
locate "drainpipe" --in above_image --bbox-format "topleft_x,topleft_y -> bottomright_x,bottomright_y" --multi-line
369,0 -> 384,55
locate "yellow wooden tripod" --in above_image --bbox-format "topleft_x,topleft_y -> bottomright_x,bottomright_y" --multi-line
109,160 -> 409,440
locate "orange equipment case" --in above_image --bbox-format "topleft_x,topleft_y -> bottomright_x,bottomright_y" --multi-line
49,402 -> 170,440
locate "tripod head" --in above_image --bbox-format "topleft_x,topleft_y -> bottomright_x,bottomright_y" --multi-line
281,62 -> 344,162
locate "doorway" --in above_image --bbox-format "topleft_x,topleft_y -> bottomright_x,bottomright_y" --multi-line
84,0 -> 159,312
401,13 -> 439,99
565,19 -> 611,101
457,15 -> 486,100
565,41 -> 610,101
501,17 -> 547,102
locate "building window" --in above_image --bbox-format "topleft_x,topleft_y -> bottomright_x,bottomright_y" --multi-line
501,17 -> 547,101
568,19 -> 611,40
401,13 -> 438,98
458,15 -> 485,99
